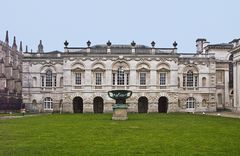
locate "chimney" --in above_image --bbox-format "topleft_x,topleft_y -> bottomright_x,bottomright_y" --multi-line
196,38 -> 206,53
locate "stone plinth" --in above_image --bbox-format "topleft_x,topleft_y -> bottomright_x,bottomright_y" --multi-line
112,104 -> 128,120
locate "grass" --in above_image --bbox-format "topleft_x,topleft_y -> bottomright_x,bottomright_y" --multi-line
0,113 -> 240,156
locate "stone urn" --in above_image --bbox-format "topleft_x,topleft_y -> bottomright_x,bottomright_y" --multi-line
108,90 -> 132,120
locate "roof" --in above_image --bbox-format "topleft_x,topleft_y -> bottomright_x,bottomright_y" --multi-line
206,43 -> 233,50
45,50 -> 62,54
91,44 -> 150,49
66,44 -> 175,54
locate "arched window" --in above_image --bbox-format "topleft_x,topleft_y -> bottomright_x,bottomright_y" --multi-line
44,97 -> 53,110
183,70 -> 198,89
41,69 -> 57,87
186,97 -> 195,108
46,70 -> 53,87
202,77 -> 206,87
112,62 -> 130,86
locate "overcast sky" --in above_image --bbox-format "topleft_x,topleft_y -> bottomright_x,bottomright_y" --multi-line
0,0 -> 239,52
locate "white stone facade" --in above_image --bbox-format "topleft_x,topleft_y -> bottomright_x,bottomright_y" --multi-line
22,39 -> 236,113
230,39 -> 240,112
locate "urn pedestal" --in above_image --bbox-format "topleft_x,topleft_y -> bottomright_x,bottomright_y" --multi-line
108,90 -> 132,121
112,104 -> 128,120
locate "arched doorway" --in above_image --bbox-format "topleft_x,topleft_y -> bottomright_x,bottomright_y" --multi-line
138,96 -> 148,113
32,99 -> 37,112
93,97 -> 104,113
73,97 -> 83,113
158,97 -> 168,113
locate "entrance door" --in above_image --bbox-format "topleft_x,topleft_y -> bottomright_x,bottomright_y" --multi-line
158,97 -> 168,113
93,97 -> 104,113
138,97 -> 148,113
73,97 -> 83,113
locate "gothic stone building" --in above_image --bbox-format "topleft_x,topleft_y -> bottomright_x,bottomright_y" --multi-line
0,31 -> 23,111
22,39 -> 236,113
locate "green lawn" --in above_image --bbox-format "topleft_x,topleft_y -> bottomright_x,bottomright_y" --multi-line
0,113 -> 240,156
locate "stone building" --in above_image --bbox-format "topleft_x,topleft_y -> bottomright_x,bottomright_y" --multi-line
230,38 -> 240,112
0,31 -> 23,111
22,38 -> 237,113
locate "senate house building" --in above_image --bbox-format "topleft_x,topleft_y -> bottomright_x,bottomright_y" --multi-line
20,37 -> 240,114
1,31 -> 240,113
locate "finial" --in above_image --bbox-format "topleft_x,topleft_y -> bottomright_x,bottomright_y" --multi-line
173,41 -> 177,48
37,40 -> 44,53
87,40 -> 91,47
64,40 -> 69,47
5,30 -> 9,44
107,40 -> 111,46
25,45 -> 28,53
131,41 -> 136,47
12,36 -> 17,48
151,41 -> 155,47
19,41 -> 23,52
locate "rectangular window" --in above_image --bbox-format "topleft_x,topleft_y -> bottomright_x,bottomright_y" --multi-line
160,73 -> 166,85
54,76 -> 57,87
183,76 -> 186,87
75,73 -> 81,85
140,73 -> 146,85
41,76 -> 44,87
112,73 -> 115,85
95,73 -> 102,85
44,98 -> 53,110
126,73 -> 129,85
194,76 -> 198,87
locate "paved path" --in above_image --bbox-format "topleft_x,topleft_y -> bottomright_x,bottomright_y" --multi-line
0,114 -> 42,120
205,111 -> 240,119
0,115 -> 24,120
1,112 -> 240,120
